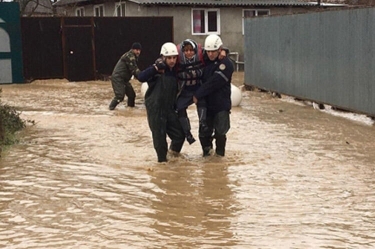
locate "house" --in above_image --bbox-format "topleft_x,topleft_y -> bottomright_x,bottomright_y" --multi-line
53,0 -> 348,67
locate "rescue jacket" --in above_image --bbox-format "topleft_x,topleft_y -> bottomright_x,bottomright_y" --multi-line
194,54 -> 234,113
138,65 -> 179,112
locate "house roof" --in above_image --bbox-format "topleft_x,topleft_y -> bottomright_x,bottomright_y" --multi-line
24,0 -> 53,14
128,0 -> 318,6
53,0 -> 327,7
54,0 -> 87,6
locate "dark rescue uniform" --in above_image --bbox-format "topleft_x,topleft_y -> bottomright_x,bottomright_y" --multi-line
194,54 -> 234,156
138,65 -> 185,162
111,49 -> 140,107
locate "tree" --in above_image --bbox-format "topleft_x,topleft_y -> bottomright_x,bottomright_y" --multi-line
1,0 -> 55,16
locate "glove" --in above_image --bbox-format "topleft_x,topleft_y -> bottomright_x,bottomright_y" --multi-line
154,58 -> 166,70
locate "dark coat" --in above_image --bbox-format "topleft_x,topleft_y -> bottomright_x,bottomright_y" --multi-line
111,49 -> 140,85
138,65 -> 185,162
194,55 -> 234,114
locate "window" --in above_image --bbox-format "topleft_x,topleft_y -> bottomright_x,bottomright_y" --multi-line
191,9 -> 220,35
242,9 -> 270,34
75,7 -> 85,17
115,2 -> 126,17
94,4 -> 105,17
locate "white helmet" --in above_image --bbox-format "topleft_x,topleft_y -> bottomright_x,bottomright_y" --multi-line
160,42 -> 178,56
204,34 -> 223,51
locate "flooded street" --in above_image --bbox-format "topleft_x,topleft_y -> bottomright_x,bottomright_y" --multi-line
1,72 -> 375,248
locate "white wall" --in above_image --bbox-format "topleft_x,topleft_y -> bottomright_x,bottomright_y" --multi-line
0,27 -> 12,84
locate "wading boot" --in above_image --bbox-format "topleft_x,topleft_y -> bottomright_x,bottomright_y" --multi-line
127,98 -> 135,107
109,99 -> 120,110
198,107 -> 209,133
215,134 -> 227,157
202,146 -> 212,157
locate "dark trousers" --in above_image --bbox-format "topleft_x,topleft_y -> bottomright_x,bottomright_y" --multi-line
199,110 -> 230,156
147,109 -> 185,162
111,80 -> 136,107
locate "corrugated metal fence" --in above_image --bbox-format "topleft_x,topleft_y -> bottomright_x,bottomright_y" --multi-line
244,7 -> 375,117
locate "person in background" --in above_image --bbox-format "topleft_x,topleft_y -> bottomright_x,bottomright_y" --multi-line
137,42 -> 185,163
193,34 -> 234,157
109,42 -> 142,110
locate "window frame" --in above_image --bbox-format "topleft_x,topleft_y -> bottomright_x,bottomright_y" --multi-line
115,2 -> 126,17
242,9 -> 270,35
191,8 -> 221,35
75,7 -> 85,17
94,4 -> 105,17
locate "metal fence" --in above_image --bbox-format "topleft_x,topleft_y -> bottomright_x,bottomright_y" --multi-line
21,17 -> 173,82
244,7 -> 375,117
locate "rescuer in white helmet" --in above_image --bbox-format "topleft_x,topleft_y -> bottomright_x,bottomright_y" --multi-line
193,34 -> 234,157
137,42 -> 185,163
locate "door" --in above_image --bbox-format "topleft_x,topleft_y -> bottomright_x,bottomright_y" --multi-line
64,23 -> 95,82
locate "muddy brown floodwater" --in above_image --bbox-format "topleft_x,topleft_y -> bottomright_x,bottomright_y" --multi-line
0,72 -> 375,248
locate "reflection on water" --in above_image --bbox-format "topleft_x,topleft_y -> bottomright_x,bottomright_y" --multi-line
0,74 -> 375,248
148,162 -> 238,248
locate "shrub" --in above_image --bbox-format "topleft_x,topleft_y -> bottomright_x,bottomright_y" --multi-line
0,88 -> 28,152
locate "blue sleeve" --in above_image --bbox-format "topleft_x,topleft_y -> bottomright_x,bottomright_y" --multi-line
137,65 -> 158,83
194,58 -> 234,99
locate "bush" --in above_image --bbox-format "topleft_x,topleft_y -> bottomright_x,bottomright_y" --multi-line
0,88 -> 29,153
